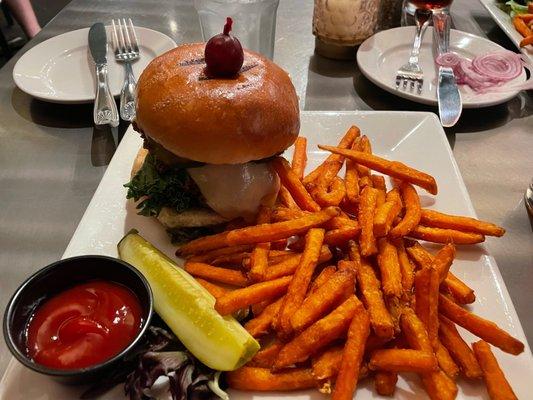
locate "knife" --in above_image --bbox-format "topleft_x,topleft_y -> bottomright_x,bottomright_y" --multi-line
88,23 -> 119,127
433,12 -> 462,128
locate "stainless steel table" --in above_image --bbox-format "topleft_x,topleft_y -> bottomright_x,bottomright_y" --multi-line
0,0 -> 531,376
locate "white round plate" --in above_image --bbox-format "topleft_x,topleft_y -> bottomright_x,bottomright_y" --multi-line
357,26 -> 526,108
13,26 -> 176,104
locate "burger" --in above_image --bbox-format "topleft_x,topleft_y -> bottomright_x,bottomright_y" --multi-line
125,35 -> 299,243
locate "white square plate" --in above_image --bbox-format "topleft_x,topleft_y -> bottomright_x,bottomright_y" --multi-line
1,111 -> 531,399
478,0 -> 533,63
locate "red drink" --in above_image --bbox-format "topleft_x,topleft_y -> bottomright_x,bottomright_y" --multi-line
410,0 -> 453,10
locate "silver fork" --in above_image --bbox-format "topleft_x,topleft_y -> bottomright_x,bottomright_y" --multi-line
112,18 -> 139,122
395,9 -> 431,94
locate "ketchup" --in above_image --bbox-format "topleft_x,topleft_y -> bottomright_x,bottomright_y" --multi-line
26,280 -> 143,370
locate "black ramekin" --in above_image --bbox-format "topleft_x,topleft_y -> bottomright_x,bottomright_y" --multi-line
3,255 -> 153,385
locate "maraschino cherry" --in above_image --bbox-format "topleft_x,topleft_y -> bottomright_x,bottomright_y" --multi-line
205,17 -> 244,77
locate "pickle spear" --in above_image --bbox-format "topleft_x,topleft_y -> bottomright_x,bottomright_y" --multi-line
118,230 -> 259,371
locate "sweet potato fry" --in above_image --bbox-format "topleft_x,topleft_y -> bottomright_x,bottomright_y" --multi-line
303,126 -> 360,186
313,176 -> 346,207
371,175 -> 386,191
374,188 -> 402,237
409,225 -> 485,244
312,344 -> 344,380
324,226 -> 361,247
397,241 -> 415,295
251,298 -> 275,316
358,186 -> 379,256
356,135 -> 372,176
442,271 -> 476,304
431,243 -> 456,282
518,13 -> 533,22
248,243 -> 269,282
291,269 -> 355,332
415,266 -> 440,349
187,244 -> 254,263
331,307 -> 370,400
184,262 -> 248,287
227,366 -> 316,391
369,349 -> 438,373
344,156 -> 360,206
248,340 -> 284,368
439,294 -> 524,355
278,184 -> 301,210
377,238 -> 403,298
244,297 -> 283,337
375,371 -> 398,396
421,370 -> 458,400
272,206 -> 306,222
211,252 -> 248,266
472,340 -> 518,400
357,257 -> 395,339
272,157 -> 321,212
317,145 -> 438,195
309,265 -> 337,293
265,245 -> 332,280
420,209 -> 505,237
324,216 -> 359,230
179,207 -> 339,255
390,183 -> 421,238
248,207 -> 272,282
520,34 -> 533,47
401,307 -> 432,352
405,242 -> 475,303
215,276 -> 292,315
435,339 -> 460,380
439,315 -> 482,379
276,228 -> 325,338
195,278 -> 229,299
401,309 -> 458,400
359,175 -> 373,189
273,296 -> 361,370
513,15 -> 532,37
291,136 -> 308,180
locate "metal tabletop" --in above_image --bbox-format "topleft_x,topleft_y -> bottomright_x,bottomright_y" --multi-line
0,0 -> 532,376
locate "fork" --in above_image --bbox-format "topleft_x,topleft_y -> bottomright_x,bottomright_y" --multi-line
395,9 -> 431,93
112,18 -> 139,122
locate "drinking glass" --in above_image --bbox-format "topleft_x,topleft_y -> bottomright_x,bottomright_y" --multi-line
194,0 -> 280,59
401,0 -> 452,25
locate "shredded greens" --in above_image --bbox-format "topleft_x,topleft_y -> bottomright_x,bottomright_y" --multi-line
124,153 -> 204,217
81,318 -> 228,400
497,0 -> 529,16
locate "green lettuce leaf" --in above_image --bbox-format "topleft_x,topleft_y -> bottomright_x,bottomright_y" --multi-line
124,153 -> 203,217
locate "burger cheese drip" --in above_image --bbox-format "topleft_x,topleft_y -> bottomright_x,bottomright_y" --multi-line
187,162 -> 280,220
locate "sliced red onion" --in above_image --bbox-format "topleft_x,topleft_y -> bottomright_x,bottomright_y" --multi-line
435,50 -> 532,93
435,52 -> 460,68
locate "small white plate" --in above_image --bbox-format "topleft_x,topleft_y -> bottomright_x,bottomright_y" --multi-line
357,26 -> 526,108
479,0 -> 533,63
13,26 -> 176,104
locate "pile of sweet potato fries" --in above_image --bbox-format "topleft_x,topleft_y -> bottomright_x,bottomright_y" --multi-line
177,126 -> 522,400
513,4 -> 533,48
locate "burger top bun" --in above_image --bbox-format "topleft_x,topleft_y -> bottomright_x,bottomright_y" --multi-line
135,43 -> 300,165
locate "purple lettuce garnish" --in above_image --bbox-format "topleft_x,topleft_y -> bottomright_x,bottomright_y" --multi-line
81,319 -> 228,400
125,351 -> 228,400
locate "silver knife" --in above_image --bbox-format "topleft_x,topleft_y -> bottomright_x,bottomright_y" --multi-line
433,12 -> 462,128
88,23 -> 119,127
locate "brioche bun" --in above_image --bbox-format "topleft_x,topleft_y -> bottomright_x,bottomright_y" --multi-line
134,43 -> 300,164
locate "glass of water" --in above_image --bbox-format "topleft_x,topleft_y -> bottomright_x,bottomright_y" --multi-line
194,0 -> 280,59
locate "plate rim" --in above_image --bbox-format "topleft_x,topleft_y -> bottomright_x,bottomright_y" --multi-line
357,26 -> 524,108
12,26 -> 176,104
478,0 -> 533,62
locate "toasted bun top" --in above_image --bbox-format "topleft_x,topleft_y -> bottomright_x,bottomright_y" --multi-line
135,43 -> 300,164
